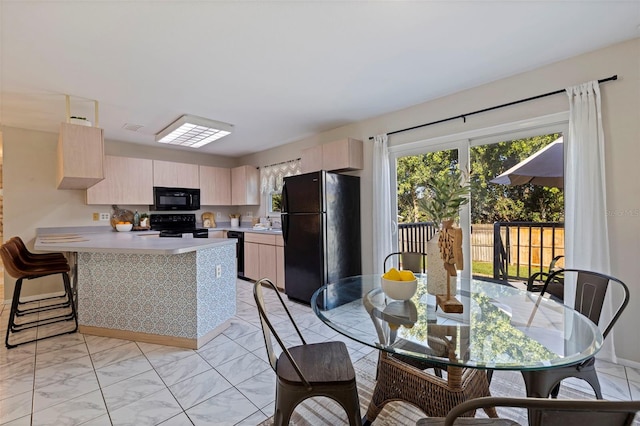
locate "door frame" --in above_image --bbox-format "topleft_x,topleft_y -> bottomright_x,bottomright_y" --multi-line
387,112 -> 570,281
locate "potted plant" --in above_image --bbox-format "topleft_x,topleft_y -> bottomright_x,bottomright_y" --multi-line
139,213 -> 149,228
417,169 -> 470,298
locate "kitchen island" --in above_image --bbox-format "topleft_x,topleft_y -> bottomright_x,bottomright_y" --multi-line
35,227 -> 237,349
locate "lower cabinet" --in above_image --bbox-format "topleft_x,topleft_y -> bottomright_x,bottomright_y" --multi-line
244,232 -> 285,290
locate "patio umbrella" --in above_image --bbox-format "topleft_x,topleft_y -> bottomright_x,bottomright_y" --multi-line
490,138 -> 564,188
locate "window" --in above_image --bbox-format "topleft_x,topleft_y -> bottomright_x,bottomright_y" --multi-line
260,159 -> 301,216
268,192 -> 282,214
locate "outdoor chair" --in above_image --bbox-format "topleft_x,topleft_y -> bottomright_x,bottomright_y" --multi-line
384,251 -> 427,273
415,396 -> 640,426
253,278 -> 362,426
526,255 -> 564,300
521,268 -> 630,401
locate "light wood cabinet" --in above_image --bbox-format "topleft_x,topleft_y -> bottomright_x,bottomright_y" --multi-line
153,160 -> 199,188
300,145 -> 323,174
231,165 -> 259,205
199,165 -> 231,205
57,123 -> 105,189
301,138 -> 363,173
244,241 -> 260,281
243,232 -> 285,289
208,230 -> 225,238
86,156 -> 153,205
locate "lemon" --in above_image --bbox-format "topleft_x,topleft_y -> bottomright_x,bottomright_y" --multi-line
383,267 -> 402,281
399,270 -> 416,281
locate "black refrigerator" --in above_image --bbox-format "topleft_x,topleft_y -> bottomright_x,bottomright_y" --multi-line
282,171 -> 361,308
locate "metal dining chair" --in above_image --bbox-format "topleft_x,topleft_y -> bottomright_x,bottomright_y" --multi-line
521,268 -> 630,400
253,278 -> 362,426
416,396 -> 640,426
384,251 -> 427,273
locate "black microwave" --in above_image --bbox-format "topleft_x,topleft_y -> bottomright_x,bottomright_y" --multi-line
152,187 -> 200,211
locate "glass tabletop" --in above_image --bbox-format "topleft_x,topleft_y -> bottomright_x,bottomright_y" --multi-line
311,274 -> 603,371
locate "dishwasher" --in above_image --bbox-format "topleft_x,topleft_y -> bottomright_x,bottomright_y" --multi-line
226,230 -> 245,278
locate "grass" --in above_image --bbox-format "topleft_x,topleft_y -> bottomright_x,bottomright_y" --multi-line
472,261 -> 532,279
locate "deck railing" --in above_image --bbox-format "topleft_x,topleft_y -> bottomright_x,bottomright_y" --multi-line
397,221 -> 564,282
397,222 -> 438,253
492,221 -> 564,282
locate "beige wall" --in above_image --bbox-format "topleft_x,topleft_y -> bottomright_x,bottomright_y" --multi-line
241,38 -> 640,364
3,37 -> 638,363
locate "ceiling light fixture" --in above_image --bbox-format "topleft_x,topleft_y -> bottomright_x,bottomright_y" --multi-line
155,114 -> 233,148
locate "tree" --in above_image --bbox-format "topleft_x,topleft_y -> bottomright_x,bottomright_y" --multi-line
396,134 -> 564,224
396,149 -> 459,222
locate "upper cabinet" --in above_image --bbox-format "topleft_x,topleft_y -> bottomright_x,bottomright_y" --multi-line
199,165 -> 231,205
57,123 -> 105,189
301,138 -> 363,173
153,160 -> 199,188
231,165 -> 259,205
87,156 -> 153,205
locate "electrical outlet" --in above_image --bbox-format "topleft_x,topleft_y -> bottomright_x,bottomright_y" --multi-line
99,213 -> 110,221
215,211 -> 222,219
245,211 -> 252,217
216,265 -> 222,278
92,213 -> 99,221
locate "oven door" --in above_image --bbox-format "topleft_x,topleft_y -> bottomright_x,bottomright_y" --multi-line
152,187 -> 200,211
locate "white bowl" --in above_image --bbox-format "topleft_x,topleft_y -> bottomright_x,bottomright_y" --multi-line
381,276 -> 418,300
115,223 -> 133,232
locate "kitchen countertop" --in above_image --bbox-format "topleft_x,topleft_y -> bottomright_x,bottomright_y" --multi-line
208,226 -> 283,235
35,226 -> 235,255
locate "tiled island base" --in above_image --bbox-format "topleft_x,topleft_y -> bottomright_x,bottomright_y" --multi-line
77,244 -> 237,349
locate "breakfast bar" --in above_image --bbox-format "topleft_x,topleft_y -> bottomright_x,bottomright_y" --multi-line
35,227 -> 237,349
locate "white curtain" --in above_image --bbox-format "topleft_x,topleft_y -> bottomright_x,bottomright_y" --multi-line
565,80 -> 616,361
260,159 -> 302,194
373,134 -> 394,275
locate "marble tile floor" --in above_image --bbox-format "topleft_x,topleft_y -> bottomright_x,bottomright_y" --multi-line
1,278 -> 640,426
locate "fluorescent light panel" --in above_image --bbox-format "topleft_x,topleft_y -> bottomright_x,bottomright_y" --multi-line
156,115 -> 233,148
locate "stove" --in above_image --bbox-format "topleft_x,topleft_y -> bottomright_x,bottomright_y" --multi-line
150,214 -> 209,238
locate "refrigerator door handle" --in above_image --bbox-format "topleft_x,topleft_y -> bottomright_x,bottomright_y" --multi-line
282,215 -> 289,243
281,182 -> 289,213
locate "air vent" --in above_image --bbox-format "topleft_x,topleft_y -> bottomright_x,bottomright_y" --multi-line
122,123 -> 144,132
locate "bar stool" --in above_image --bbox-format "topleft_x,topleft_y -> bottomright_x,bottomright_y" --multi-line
10,236 -> 68,264
1,239 -> 78,348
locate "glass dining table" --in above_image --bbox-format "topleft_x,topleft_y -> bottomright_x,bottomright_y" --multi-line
310,274 -> 603,423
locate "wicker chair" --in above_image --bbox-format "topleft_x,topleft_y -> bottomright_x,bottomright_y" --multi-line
416,396 -> 640,426
363,291 -> 496,423
521,268 -> 630,401
254,278 -> 362,426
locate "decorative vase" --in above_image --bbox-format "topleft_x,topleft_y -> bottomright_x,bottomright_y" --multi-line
426,222 -> 456,296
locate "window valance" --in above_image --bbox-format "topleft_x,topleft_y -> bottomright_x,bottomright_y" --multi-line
260,159 -> 302,194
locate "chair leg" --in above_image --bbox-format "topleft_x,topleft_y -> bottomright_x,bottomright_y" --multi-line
328,383 -> 362,426
5,278 -> 24,348
273,383 -> 306,426
5,272 -> 78,349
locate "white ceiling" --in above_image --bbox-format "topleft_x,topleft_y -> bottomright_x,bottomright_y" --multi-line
1,1 -> 638,157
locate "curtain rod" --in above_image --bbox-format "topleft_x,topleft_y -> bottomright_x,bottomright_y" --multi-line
259,158 -> 301,169
368,74 -> 618,140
